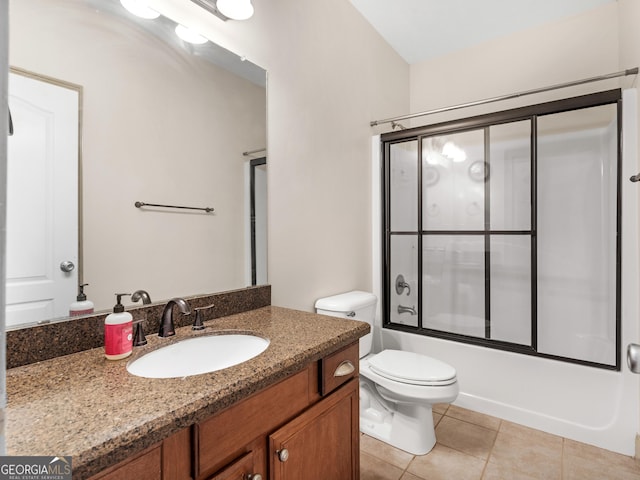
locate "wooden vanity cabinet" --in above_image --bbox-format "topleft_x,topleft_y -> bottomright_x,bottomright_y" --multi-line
196,341 -> 359,480
88,427 -> 191,480
269,378 -> 359,480
90,341 -> 360,480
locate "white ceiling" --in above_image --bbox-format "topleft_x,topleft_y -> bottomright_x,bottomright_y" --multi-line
349,0 -> 616,65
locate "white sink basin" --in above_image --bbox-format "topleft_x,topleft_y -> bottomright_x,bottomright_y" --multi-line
126,333 -> 270,379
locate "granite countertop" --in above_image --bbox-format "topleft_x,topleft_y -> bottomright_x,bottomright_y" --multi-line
6,306 -> 370,479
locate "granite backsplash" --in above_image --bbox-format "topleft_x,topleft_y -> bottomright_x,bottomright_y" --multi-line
7,285 -> 271,369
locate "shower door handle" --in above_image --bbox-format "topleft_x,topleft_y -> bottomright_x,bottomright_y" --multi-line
627,344 -> 640,373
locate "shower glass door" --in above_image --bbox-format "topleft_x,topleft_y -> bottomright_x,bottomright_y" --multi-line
382,90 -> 621,369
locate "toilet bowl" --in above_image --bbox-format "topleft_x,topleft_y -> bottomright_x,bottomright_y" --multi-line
315,291 -> 459,455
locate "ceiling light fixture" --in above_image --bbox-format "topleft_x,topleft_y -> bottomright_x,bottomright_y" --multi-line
175,24 -> 209,44
216,0 -> 254,20
120,0 -> 160,19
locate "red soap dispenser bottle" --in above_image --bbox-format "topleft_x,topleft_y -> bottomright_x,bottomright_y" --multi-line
105,293 -> 133,360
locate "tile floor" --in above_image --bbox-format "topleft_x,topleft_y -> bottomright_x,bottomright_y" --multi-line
360,403 -> 640,480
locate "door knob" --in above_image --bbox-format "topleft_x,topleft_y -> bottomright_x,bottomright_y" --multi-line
60,261 -> 75,273
277,449 -> 289,462
247,474 -> 262,480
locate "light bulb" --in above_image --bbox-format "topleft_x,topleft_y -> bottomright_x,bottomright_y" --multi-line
175,24 -> 208,45
120,0 -> 160,19
217,0 -> 254,20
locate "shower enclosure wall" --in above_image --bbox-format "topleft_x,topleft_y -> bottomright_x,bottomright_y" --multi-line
374,89 -> 639,454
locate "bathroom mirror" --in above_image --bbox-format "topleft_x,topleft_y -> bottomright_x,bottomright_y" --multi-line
7,0 -> 267,328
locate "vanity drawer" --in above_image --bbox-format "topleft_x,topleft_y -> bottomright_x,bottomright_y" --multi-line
319,341 -> 359,395
196,368 -> 311,478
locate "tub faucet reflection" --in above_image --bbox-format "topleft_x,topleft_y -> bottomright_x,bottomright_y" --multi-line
159,298 -> 191,337
131,289 -> 152,305
398,304 -> 417,315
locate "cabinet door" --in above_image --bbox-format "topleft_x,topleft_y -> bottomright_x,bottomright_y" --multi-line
269,379 -> 359,480
207,450 -> 264,480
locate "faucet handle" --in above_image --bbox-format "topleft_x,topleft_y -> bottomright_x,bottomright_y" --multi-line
395,274 -> 411,296
133,319 -> 147,346
192,304 -> 215,330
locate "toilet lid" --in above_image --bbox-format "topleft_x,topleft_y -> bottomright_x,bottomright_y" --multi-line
368,350 -> 457,386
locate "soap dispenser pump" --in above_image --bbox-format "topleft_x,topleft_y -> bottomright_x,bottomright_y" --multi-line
70,283 -> 94,316
105,293 -> 133,360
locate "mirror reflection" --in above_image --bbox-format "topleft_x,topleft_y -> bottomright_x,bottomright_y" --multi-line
7,0 -> 267,329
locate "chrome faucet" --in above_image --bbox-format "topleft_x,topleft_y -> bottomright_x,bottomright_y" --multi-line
158,298 -> 191,337
397,304 -> 417,315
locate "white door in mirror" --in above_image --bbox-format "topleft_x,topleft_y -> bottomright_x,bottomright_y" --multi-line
6,71 -> 79,327
126,334 -> 270,378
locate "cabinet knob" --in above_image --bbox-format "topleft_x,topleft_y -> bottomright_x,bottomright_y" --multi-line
277,448 -> 289,462
247,474 -> 262,480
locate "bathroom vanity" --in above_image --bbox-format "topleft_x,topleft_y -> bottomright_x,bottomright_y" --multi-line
6,305 -> 369,480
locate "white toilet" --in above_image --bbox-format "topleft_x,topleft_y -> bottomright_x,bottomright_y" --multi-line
315,290 -> 458,455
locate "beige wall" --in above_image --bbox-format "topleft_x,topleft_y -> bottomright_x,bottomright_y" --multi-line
23,0 -> 629,316
260,0 -> 408,310
409,2 -> 621,126
150,0 -> 410,311
10,0 -> 267,311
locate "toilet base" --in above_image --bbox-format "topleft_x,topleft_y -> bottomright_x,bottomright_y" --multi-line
359,382 -> 437,455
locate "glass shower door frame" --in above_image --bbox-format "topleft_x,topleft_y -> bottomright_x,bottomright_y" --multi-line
381,89 -> 622,370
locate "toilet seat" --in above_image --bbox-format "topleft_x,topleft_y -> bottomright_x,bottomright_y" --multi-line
368,350 -> 457,386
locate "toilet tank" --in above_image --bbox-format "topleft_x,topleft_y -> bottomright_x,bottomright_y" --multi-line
315,291 -> 377,359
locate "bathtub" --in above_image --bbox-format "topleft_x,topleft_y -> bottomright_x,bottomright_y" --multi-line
378,327 -> 638,455
370,89 -> 640,455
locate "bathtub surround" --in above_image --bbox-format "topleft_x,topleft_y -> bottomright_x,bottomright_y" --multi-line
6,285 -> 271,369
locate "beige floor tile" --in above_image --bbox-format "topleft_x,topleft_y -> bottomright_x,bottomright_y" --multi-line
446,405 -> 501,431
361,407 -> 640,480
563,439 -> 640,480
433,403 -> 449,415
399,474 -> 423,480
489,428 -> 562,480
482,459 -> 543,480
435,415 -> 497,460
360,451 -> 405,480
406,444 -> 485,480
499,421 -> 562,447
433,412 -> 443,427
361,434 -> 414,470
